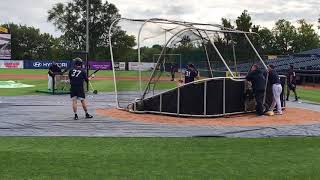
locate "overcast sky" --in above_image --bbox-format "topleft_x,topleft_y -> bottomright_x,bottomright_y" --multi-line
0,0 -> 319,36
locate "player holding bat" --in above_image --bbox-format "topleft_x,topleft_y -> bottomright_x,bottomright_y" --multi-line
69,58 -> 93,120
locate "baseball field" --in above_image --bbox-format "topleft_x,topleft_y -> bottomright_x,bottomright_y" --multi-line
1,69 -> 320,179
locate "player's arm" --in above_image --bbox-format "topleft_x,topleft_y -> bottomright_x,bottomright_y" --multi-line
246,72 -> 252,81
48,65 -> 54,76
83,71 -> 89,83
193,70 -> 199,80
68,70 -> 72,80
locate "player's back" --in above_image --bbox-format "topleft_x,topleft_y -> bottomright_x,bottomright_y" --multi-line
69,68 -> 87,87
185,69 -> 197,83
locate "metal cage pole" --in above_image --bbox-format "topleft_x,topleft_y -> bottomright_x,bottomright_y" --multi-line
108,18 -> 121,108
231,34 -> 238,75
195,29 -> 214,78
141,27 -> 196,99
204,31 -> 235,77
137,18 -> 158,96
244,34 -> 267,70
244,33 -> 269,105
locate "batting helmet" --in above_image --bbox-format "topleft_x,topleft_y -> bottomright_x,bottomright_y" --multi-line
73,58 -> 83,67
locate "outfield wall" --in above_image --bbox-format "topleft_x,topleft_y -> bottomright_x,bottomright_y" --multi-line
24,60 -> 72,69
0,60 -> 23,69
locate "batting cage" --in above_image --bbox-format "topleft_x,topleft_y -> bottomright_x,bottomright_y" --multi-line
109,18 -> 286,117
35,60 -> 72,95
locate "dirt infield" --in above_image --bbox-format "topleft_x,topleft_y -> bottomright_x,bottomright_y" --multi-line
96,107 -> 320,127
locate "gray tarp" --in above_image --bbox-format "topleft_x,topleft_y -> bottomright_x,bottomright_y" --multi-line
0,93 -> 319,137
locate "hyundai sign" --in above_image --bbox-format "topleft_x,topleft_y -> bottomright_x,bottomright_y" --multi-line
24,60 -> 72,69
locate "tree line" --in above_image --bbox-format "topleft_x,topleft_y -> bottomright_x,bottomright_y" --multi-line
1,0 -> 319,61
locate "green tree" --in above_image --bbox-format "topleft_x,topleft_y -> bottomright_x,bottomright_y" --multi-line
234,10 -> 255,62
273,19 -> 297,54
257,27 -> 276,55
236,10 -> 252,32
221,18 -> 234,45
294,19 -> 320,52
180,35 -> 193,48
48,0 -> 135,59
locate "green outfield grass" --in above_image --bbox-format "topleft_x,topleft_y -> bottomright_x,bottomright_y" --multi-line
0,79 -> 176,96
1,69 -> 320,103
0,137 -> 320,179
0,69 -> 160,77
296,87 -> 320,103
0,69 -> 176,96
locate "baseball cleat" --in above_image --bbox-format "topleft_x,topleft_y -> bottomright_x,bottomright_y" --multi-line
85,113 -> 93,119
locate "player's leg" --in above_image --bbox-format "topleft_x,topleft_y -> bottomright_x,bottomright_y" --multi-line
72,97 -> 79,120
70,86 -> 79,120
269,84 -> 277,112
48,75 -> 52,90
274,84 -> 283,114
292,85 -> 298,101
255,91 -> 264,116
80,99 -> 93,118
286,84 -> 290,101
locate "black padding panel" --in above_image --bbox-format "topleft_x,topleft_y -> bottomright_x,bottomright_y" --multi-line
142,95 -> 160,112
161,89 -> 178,113
206,80 -> 224,115
225,79 -> 246,113
179,82 -> 204,115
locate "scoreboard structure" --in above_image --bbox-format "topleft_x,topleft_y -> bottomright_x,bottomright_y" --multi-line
0,26 -> 11,60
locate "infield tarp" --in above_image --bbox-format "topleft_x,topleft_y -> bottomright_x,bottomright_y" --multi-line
0,81 -> 34,88
0,93 -> 320,137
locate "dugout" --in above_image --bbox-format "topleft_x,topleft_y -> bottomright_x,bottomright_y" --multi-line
109,18 -> 286,117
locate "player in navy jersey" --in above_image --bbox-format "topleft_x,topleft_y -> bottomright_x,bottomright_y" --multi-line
68,58 -> 93,120
184,64 -> 198,84
286,65 -> 298,101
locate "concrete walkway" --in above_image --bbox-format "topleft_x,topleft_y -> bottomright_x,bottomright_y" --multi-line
1,93 -> 320,137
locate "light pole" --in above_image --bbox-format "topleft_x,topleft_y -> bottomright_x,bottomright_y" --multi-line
86,0 -> 90,91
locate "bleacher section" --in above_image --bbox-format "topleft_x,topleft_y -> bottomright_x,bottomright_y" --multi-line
218,48 -> 320,73
297,48 -> 320,56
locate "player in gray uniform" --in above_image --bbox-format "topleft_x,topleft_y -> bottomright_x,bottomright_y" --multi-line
267,64 -> 283,115
68,58 -> 93,120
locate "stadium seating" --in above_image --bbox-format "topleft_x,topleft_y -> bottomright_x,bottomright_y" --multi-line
216,48 -> 320,74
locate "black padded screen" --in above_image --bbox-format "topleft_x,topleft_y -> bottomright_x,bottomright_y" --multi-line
225,79 -> 246,113
161,89 -> 178,113
179,82 -> 205,115
142,95 -> 160,112
206,80 -> 224,115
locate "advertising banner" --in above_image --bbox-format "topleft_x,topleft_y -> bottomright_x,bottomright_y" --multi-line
0,60 -> 23,69
24,60 -> 71,69
0,34 -> 11,59
114,62 -> 126,70
129,62 -> 156,71
88,61 -> 112,70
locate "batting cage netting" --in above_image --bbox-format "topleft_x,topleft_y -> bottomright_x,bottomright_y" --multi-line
109,18 -> 285,117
